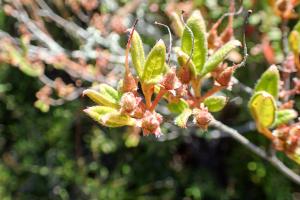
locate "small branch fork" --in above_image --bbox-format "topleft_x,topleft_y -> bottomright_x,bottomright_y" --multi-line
211,120 -> 300,185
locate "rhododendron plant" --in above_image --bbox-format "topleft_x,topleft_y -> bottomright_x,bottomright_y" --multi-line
83,10 -> 244,137
2,0 -> 300,192
82,1 -> 300,185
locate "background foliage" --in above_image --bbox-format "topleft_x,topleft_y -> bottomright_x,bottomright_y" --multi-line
0,0 -> 300,199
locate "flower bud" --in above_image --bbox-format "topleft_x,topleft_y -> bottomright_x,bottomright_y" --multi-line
285,126 -> 300,153
273,126 -> 289,139
160,68 -> 181,91
193,107 -> 213,130
289,126 -> 300,137
140,111 -> 163,137
177,64 -> 192,84
120,92 -> 141,114
122,73 -> 138,93
215,66 -> 235,87
175,84 -> 187,98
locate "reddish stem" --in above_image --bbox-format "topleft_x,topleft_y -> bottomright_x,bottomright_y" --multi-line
257,123 -> 274,140
150,88 -> 167,111
191,78 -> 201,97
142,84 -> 154,109
197,85 -> 225,104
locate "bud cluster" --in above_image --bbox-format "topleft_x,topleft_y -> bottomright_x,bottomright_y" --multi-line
273,125 -> 300,158
83,8 -> 245,137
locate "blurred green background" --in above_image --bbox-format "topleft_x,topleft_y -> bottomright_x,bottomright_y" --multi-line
0,0 -> 300,199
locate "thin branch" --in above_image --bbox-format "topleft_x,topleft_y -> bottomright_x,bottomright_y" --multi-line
36,0 -> 89,40
39,74 -> 84,106
150,88 -> 167,111
210,119 -> 300,185
235,10 -> 252,69
232,77 -> 253,95
211,0 -> 244,32
198,85 -> 225,103
11,0 -> 64,53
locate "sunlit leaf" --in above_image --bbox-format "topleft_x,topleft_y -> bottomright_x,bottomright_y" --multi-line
254,65 -> 280,99
174,108 -> 192,128
289,30 -> 300,54
84,106 -> 135,127
249,91 -> 277,128
181,10 -> 207,74
201,40 -> 241,76
273,109 -> 298,127
167,98 -> 189,114
170,12 -> 184,37
175,47 -> 197,76
204,96 -> 227,112
130,30 -> 145,78
83,84 -> 120,108
142,39 -> 166,84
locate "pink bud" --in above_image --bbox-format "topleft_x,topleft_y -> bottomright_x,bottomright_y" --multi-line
140,111 -> 163,137
122,74 -> 138,93
160,68 -> 181,91
215,66 -> 235,87
120,92 -> 141,114
193,106 -> 213,130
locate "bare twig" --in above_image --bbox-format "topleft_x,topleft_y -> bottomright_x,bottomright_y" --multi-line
39,74 -> 84,106
235,10 -> 252,69
36,0 -> 89,40
11,0 -> 64,53
232,77 -> 253,95
211,0 -> 244,32
211,119 -> 300,185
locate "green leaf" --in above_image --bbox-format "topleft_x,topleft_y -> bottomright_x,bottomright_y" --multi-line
249,91 -> 277,128
204,96 -> 227,112
181,10 -> 207,74
83,84 -> 120,108
84,106 -> 135,127
289,30 -> 300,54
201,40 -> 241,76
174,109 -> 192,128
170,12 -> 184,37
142,39 -> 166,84
294,20 -> 300,33
175,47 -> 197,76
254,65 -> 280,99
130,30 -> 145,78
273,109 -> 298,127
167,99 -> 189,114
